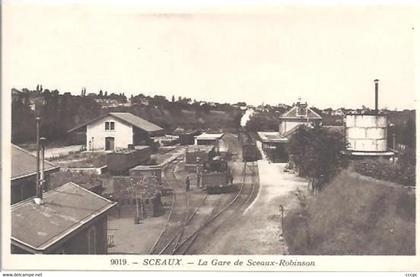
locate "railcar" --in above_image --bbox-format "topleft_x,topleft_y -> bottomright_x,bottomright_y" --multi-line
201,156 -> 234,194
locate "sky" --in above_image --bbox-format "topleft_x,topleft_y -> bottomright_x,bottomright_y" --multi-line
3,2 -> 419,109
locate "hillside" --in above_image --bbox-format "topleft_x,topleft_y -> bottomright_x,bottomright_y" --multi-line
11,88 -> 243,144
284,170 -> 415,255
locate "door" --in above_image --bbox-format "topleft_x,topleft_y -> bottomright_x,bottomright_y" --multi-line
105,137 -> 115,151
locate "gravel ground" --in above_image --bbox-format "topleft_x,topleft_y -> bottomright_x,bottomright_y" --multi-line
197,160 -> 308,255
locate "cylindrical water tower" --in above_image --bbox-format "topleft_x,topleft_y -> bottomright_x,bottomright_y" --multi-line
344,80 -> 394,157
345,113 -> 388,152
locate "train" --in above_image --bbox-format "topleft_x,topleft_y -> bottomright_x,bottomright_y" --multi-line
200,130 -> 260,194
238,130 -> 261,163
201,156 -> 234,194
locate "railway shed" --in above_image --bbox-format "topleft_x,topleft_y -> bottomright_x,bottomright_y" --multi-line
257,132 -> 289,163
11,144 -> 60,204
195,133 -> 224,152
11,182 -> 116,254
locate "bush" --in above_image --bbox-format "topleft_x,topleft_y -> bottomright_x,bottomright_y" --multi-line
283,170 -> 415,255
353,148 -> 415,186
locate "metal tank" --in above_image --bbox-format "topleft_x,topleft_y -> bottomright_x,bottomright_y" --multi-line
345,113 -> 388,152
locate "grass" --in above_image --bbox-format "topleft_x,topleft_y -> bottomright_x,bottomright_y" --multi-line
283,170 -> 415,255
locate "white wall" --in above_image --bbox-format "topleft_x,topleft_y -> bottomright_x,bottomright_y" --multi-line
345,114 -> 388,152
279,121 -> 312,136
86,116 -> 133,151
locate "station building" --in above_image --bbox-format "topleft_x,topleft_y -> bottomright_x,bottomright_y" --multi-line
257,101 -> 322,162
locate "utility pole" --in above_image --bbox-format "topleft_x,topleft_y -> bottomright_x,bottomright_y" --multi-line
35,117 -> 41,199
279,205 -> 285,236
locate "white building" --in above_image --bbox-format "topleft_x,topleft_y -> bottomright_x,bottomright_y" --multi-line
68,112 -> 164,151
279,101 -> 322,136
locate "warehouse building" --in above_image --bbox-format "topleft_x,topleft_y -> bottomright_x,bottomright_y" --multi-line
11,144 -> 59,204
68,112 -> 164,151
11,182 -> 116,254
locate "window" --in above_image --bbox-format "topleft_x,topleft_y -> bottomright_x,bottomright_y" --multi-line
105,121 -> 115,131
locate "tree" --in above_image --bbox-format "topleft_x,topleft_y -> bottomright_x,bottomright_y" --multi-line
403,118 -> 415,148
288,126 -> 348,193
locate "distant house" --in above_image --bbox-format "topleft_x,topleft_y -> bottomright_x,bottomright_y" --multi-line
68,112 -> 164,151
279,101 -> 322,136
11,144 -> 59,204
11,182 -> 116,254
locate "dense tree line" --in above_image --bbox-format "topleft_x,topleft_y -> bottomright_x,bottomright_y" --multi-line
12,89 -> 102,143
12,88 -> 244,144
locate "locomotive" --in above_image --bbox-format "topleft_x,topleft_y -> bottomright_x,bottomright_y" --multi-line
201,156 -> 234,194
238,130 -> 261,163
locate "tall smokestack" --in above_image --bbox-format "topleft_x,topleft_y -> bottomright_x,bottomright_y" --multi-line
374,79 -> 379,114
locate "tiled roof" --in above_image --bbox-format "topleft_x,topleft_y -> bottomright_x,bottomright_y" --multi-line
12,144 -> 59,181
67,112 -> 164,135
11,182 -> 116,252
109,112 -> 163,134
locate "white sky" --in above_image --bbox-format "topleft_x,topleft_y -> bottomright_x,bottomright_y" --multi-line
3,2 -> 419,109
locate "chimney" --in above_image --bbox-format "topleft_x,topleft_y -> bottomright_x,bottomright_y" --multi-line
374,79 -> 379,114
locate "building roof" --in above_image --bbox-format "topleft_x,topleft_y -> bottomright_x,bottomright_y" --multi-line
195,133 -> 224,141
280,103 -> 322,120
11,182 -> 116,252
257,132 -> 288,143
12,144 -> 59,181
186,145 -> 215,153
67,112 -> 164,135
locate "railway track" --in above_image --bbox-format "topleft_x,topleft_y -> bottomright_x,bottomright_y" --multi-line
172,161 -> 259,255
149,159 -> 208,255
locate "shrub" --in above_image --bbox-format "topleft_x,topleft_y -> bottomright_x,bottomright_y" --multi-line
283,170 -> 415,255
353,148 -> 415,186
